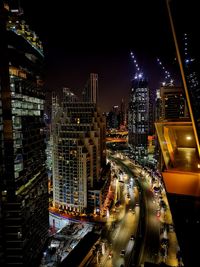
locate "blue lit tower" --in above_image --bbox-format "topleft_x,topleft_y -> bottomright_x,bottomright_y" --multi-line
128,52 -> 149,162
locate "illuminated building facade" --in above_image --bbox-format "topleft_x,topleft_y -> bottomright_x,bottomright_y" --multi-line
52,88 -> 106,213
128,75 -> 149,161
0,3 -> 48,266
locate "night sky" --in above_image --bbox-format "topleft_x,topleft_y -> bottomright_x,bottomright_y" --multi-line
19,0 -> 199,112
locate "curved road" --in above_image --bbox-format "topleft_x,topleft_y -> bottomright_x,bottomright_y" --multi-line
110,156 -> 160,266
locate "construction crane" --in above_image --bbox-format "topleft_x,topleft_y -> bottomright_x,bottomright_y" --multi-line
183,33 -> 195,65
156,57 -> 174,86
130,51 -> 144,80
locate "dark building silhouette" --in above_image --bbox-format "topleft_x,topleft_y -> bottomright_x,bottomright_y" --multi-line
82,73 -> 98,104
120,98 -> 127,128
106,105 -> 120,129
159,85 -> 188,120
0,2 -> 48,266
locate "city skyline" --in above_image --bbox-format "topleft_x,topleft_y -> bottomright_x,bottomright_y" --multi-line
19,0 -> 199,111
19,0 -> 200,112
1,1 -> 200,267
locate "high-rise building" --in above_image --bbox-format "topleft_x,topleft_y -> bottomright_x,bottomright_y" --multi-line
0,2 -> 48,266
106,105 -> 120,129
159,85 -> 188,120
82,73 -> 98,104
119,98 -> 127,129
128,75 -> 149,161
52,88 -> 106,213
149,86 -> 156,136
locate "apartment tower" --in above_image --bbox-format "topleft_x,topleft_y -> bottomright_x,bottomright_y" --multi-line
52,88 -> 106,213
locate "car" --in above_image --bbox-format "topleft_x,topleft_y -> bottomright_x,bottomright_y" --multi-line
169,224 -> 174,232
161,237 -> 169,246
120,249 -> 126,256
156,210 -> 161,217
108,251 -> 113,258
130,234 -> 135,240
115,200 -> 121,207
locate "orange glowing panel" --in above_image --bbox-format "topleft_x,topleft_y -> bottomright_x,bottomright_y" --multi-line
164,126 -> 175,163
162,171 -> 200,197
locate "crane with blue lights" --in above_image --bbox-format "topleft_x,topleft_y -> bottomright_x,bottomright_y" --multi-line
184,33 -> 195,65
156,57 -> 174,86
130,51 -> 144,80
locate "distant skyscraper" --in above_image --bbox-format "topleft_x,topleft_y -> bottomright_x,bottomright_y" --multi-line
52,88 -> 106,213
106,105 -> 120,129
0,3 -> 48,266
128,75 -> 149,161
120,98 -> 127,128
159,85 -> 188,120
82,73 -> 98,104
149,87 -> 156,136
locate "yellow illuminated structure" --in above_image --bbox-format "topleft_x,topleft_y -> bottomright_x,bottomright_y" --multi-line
155,1 -> 200,197
155,120 -> 200,196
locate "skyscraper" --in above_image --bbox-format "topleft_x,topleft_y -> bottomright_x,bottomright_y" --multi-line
159,85 -> 188,120
0,2 -> 48,266
106,105 -> 120,129
52,88 -> 106,214
128,74 -> 149,162
120,98 -> 127,129
82,73 -> 98,104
